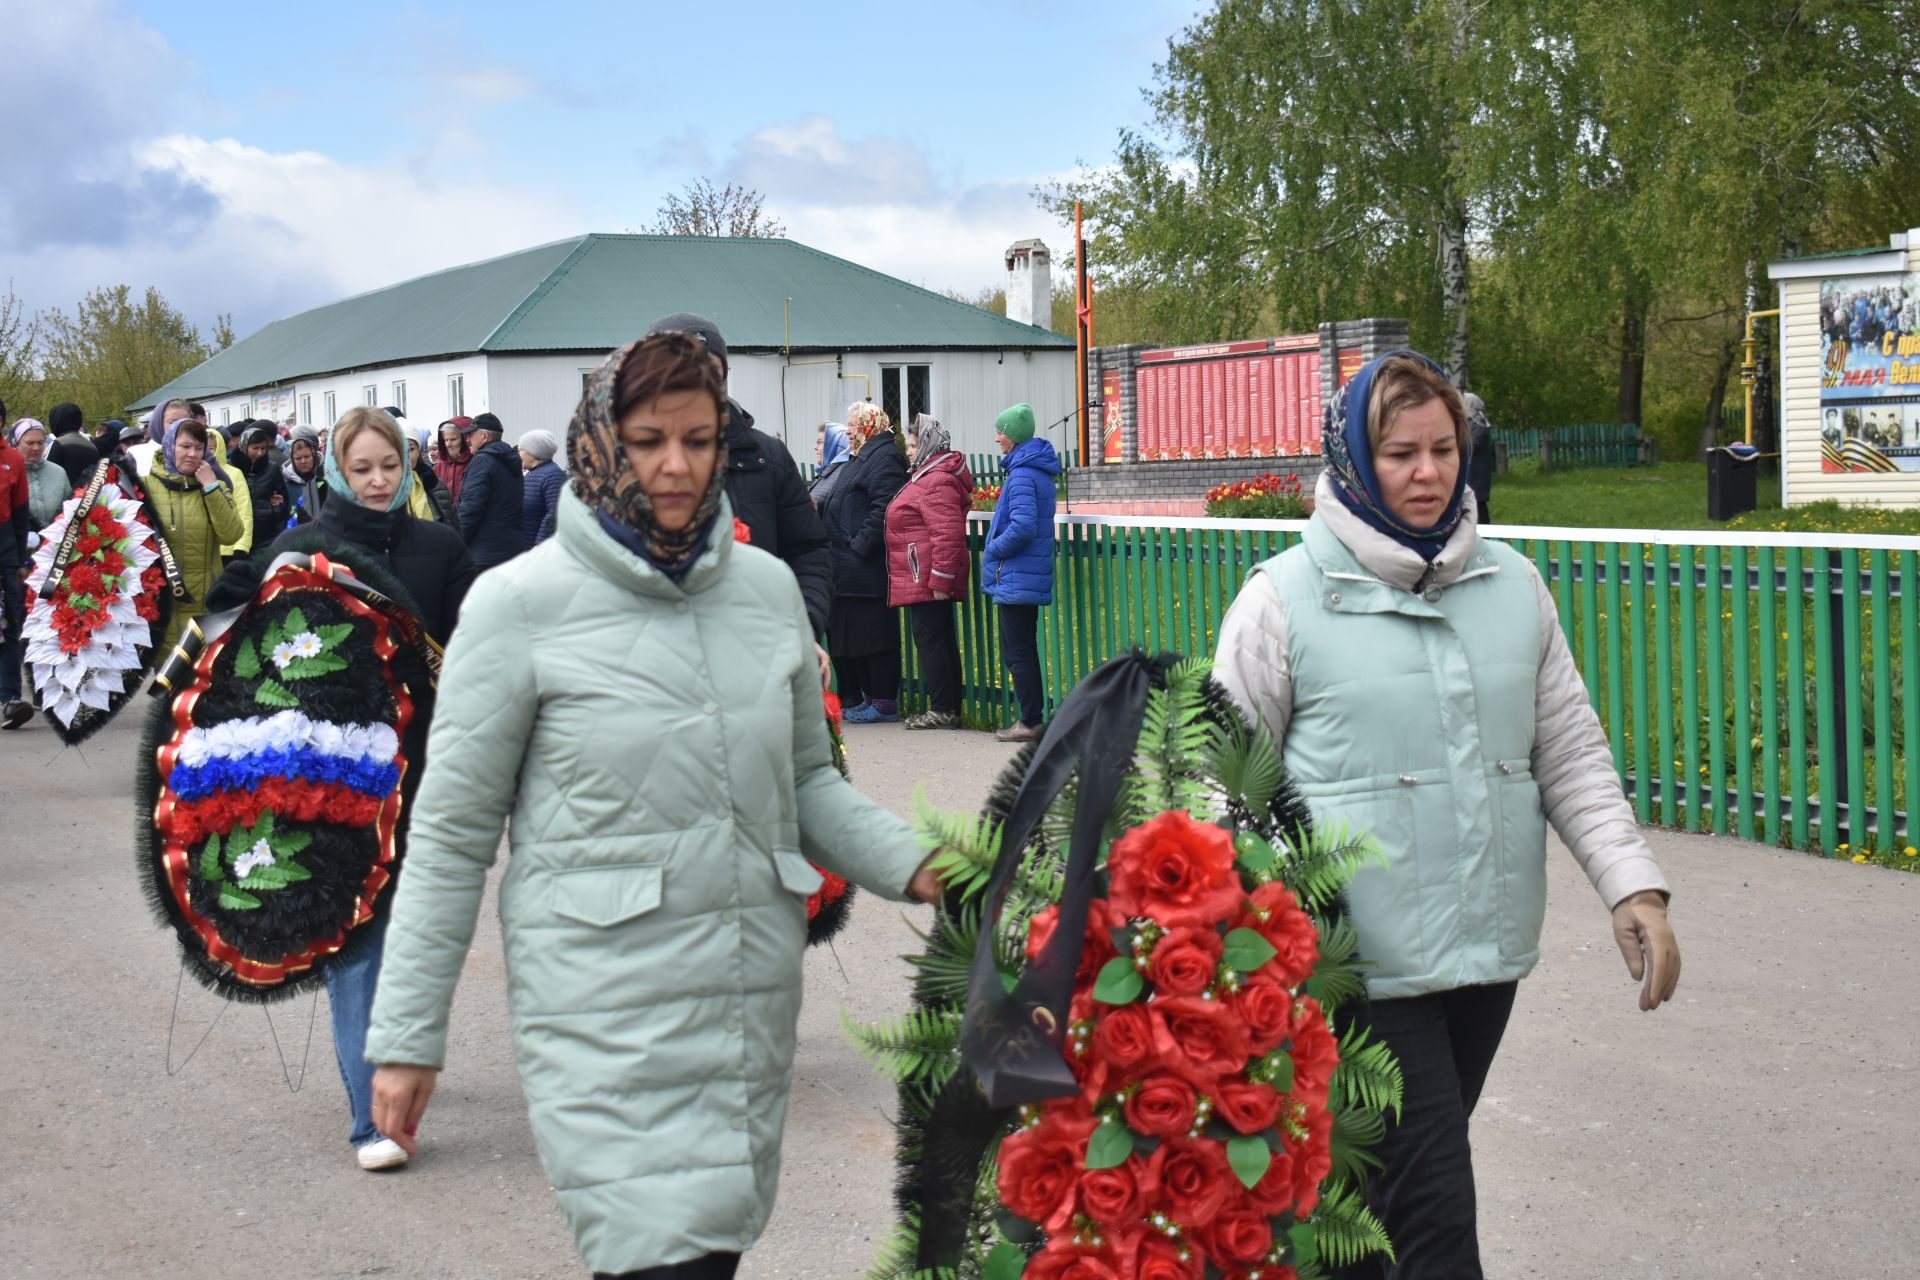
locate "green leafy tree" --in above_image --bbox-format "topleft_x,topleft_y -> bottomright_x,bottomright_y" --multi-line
0,282 -> 38,423
36,285 -> 214,422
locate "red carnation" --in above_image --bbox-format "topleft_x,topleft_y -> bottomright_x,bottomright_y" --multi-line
1144,1137 -> 1235,1229
135,594 -> 159,623
1078,1154 -> 1151,1233
1149,996 -> 1250,1090
1199,1208 -> 1273,1268
1146,927 -> 1221,997
84,505 -> 112,528
1287,1108 -> 1333,1216
1123,1073 -> 1199,1139
1236,882 -> 1319,987
1213,1079 -> 1282,1135
1232,977 -> 1293,1056
1240,1145 -> 1299,1216
100,548 -> 127,576
76,534 -> 103,558
1127,1235 -> 1203,1280
1287,996 -> 1339,1108
822,691 -> 842,728
1024,1241 -> 1124,1280
1107,812 -> 1242,928
996,1104 -> 1097,1232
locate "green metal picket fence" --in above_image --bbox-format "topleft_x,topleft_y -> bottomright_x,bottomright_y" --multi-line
892,516 -> 1916,855
1493,423 -> 1650,471
800,449 -> 1077,485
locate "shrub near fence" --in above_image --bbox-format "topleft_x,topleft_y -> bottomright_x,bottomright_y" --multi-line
893,515 -> 1916,857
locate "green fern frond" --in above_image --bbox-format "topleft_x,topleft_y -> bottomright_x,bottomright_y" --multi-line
1137,659 -> 1219,819
1277,820 -> 1387,913
1331,1023 -> 1404,1120
912,785 -> 1003,901
1207,717 -> 1284,820
864,1211 -> 962,1280
842,1006 -> 964,1088
903,903 -> 984,1002
1301,913 -> 1367,1011
1327,1106 -> 1388,1183
1311,1179 -> 1395,1268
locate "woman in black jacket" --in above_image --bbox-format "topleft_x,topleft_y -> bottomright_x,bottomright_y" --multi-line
205,406 -> 475,1172
818,402 -> 908,722
231,423 -> 291,536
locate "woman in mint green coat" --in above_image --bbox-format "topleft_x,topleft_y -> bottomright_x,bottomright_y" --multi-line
365,333 -> 940,1280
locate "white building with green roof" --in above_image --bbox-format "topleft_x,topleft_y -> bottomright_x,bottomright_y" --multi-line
135,233 -> 1076,461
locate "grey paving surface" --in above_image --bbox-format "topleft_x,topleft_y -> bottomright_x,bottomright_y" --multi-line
1,710 -> 1915,1279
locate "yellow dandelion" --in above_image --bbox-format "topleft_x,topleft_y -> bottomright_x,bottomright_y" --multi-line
1851,854 -> 1868,863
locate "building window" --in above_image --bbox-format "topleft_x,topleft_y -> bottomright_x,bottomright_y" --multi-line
880,364 -> 931,430
448,374 -> 465,418
221,408 -> 231,427
364,384 -> 378,407
299,394 -> 312,426
323,391 -> 337,425
391,381 -> 407,417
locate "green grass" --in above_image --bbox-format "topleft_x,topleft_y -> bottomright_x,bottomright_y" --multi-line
1489,461 -> 1920,536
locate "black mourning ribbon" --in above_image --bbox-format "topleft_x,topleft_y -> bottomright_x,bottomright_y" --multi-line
918,651 -> 1167,1270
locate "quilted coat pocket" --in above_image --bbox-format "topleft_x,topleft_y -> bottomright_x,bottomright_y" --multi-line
549,864 -> 664,927
772,849 -> 825,897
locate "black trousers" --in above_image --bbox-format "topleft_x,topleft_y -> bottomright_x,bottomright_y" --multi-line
996,603 -> 1044,727
834,648 -> 901,708
595,1253 -> 740,1280
1338,981 -> 1518,1280
908,601 -> 962,715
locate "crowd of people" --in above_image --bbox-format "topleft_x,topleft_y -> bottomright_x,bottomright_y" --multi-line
0,330 -> 1682,1280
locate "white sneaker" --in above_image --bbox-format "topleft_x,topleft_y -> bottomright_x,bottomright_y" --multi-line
355,1137 -> 409,1171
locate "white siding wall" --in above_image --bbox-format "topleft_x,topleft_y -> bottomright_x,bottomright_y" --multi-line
1779,235 -> 1920,509
188,354 -> 493,439
487,348 -> 1078,462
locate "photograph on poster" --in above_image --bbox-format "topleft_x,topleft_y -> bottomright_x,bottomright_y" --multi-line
1819,271 -> 1920,473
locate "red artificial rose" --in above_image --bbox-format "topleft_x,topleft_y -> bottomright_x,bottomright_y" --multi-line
1145,1138 -> 1236,1229
1287,996 -> 1339,1108
1287,1108 -> 1333,1216
1233,977 -> 1293,1056
1078,1154 -> 1150,1232
1236,882 -> 1319,988
1149,995 -> 1251,1090
1024,1241 -> 1124,1280
733,517 -> 752,544
1146,927 -> 1222,997
996,1104 -> 1097,1232
1240,1145 -> 1299,1216
1123,1073 -> 1198,1139
1086,1002 -> 1159,1098
1025,900 -> 1118,985
1106,812 -> 1242,928
1213,1079 -> 1282,1136
1199,1209 -> 1273,1268
1127,1235 -> 1203,1280
822,691 -> 842,727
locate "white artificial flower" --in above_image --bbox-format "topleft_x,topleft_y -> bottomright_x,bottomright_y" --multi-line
270,640 -> 298,670
289,631 -> 324,659
233,841 -> 277,880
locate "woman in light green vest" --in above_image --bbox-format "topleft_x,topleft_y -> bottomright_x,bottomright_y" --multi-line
1215,351 -> 1681,1280
364,332 -> 941,1280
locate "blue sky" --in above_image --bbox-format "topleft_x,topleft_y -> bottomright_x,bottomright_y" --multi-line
7,0 -> 1199,338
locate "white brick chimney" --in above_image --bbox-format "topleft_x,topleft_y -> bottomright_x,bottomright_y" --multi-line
1004,238 -> 1052,328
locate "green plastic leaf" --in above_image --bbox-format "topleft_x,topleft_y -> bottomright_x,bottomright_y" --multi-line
233,638 -> 260,679
279,859 -> 312,883
1287,1222 -> 1318,1268
197,834 -> 223,883
1222,927 -> 1277,973
1085,1119 -> 1135,1170
239,863 -> 295,890
982,1241 -> 1026,1280
1235,831 -> 1279,873
278,830 -> 312,855
1227,1133 -> 1272,1189
283,606 -> 309,636
261,616 -> 284,651
255,678 -> 299,708
1266,1049 -> 1295,1094
218,884 -> 262,911
317,624 -> 354,646
999,970 -> 1018,995
256,810 -> 276,840
993,1206 -> 1041,1245
1092,956 -> 1144,1005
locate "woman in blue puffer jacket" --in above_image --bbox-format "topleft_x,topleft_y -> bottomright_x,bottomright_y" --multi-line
517,429 -> 566,545
980,403 -> 1058,742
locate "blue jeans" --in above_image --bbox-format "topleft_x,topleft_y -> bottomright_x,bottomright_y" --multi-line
324,915 -> 387,1148
996,603 -> 1044,727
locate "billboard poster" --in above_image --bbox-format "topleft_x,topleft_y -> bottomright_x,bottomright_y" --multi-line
1102,369 -> 1124,463
253,388 -> 293,422
1819,272 -> 1920,473
1337,347 -> 1366,388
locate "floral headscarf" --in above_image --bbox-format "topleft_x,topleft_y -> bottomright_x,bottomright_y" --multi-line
8,417 -> 45,449
155,400 -> 228,487
567,334 -> 727,569
322,411 -> 416,512
845,401 -> 892,456
1320,349 -> 1468,562
908,413 -> 951,475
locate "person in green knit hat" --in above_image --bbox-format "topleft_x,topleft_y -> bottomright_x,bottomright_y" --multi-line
980,403 -> 1059,741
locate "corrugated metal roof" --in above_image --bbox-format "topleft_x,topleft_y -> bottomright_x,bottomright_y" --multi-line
1772,244 -> 1890,263
134,233 -> 1070,410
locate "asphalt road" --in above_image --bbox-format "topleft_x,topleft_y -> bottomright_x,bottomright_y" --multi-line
2,710 -> 1915,1279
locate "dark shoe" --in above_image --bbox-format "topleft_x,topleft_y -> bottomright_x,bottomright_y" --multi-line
994,722 -> 1040,743
1,701 -> 30,730
904,711 -> 961,730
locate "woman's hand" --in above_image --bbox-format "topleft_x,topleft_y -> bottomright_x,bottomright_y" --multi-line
192,460 -> 218,488
371,1063 -> 440,1156
907,852 -> 944,904
1611,891 -> 1680,1011
815,643 -> 832,688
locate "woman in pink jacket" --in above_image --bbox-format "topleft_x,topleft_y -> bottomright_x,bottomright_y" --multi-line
885,414 -> 973,729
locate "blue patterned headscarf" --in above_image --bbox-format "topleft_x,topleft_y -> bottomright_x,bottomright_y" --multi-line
1321,349 -> 1469,562
324,412 -> 416,512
